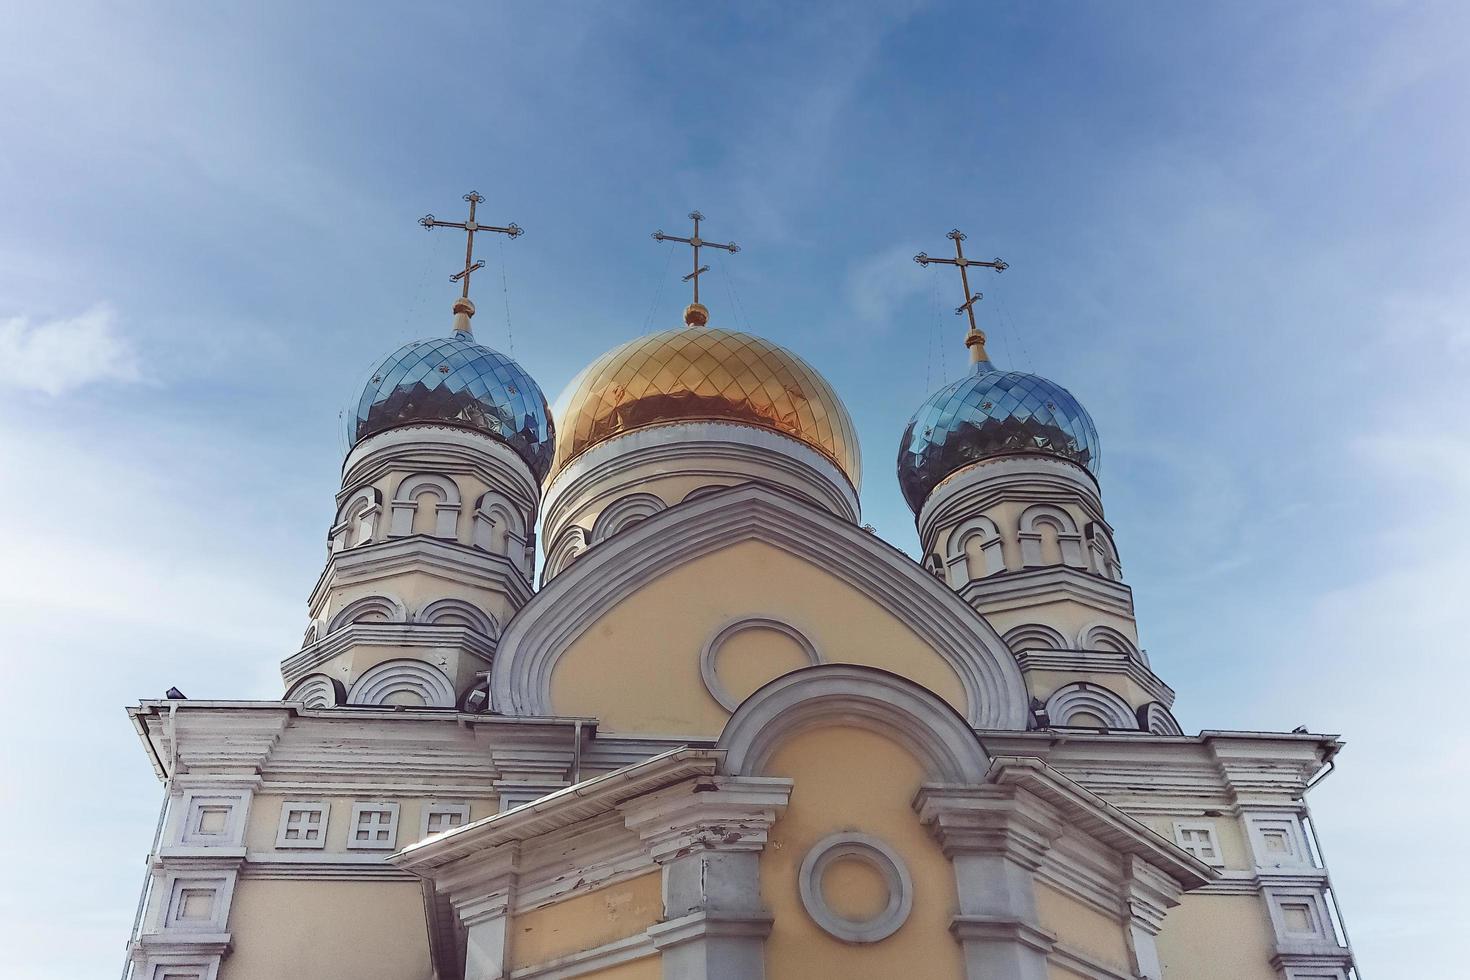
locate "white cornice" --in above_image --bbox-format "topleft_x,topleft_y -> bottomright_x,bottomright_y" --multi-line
1013,648 -> 1175,707
918,454 -> 1104,543
493,483 -> 1030,729
541,420 -> 860,536
959,565 -> 1136,618
280,623 -> 497,686
341,424 -> 540,512
308,535 -> 533,612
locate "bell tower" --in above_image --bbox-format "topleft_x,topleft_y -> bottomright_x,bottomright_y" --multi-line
900,230 -> 1177,733
281,194 -> 553,712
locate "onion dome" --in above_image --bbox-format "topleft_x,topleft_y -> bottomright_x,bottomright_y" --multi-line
550,303 -> 861,488
353,299 -> 555,481
897,331 -> 1098,513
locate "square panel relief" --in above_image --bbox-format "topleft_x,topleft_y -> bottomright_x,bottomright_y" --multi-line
276,801 -> 329,849
178,792 -> 248,847
349,801 -> 400,850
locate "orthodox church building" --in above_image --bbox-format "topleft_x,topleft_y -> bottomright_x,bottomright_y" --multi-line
124,203 -> 1357,980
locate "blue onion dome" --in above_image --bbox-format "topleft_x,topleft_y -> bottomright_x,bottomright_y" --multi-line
352,305 -> 554,481
897,331 -> 1099,513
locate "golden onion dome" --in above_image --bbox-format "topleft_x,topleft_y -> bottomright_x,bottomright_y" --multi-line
550,308 -> 861,489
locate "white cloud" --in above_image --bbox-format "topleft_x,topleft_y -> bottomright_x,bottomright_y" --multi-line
847,243 -> 931,323
0,305 -> 141,395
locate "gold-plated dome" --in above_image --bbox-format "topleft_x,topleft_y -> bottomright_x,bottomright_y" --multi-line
551,324 -> 861,488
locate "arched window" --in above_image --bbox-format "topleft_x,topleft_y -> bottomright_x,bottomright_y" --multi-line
331,487 -> 383,552
943,515 -> 1004,586
1018,504 -> 1085,569
389,474 -> 462,540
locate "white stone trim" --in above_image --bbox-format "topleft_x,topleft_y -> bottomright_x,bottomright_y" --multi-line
943,515 -> 1006,586
797,832 -> 913,943
1247,812 -> 1313,870
347,658 -> 455,708
327,592 -> 408,632
283,673 -> 345,708
472,489 -> 532,578
390,472 -> 463,539
1136,702 -> 1183,736
1018,503 -> 1086,569
716,664 -> 991,781
1076,621 -> 1141,657
918,454 -> 1102,556
541,420 -> 861,545
139,956 -> 221,980
275,801 -> 330,848
347,801 -> 401,850
1002,623 -> 1068,651
1045,682 -> 1137,730
590,492 -> 667,544
418,597 -> 499,636
176,790 -> 250,848
496,484 -> 1029,729
1171,820 -> 1225,867
542,524 -> 588,581
342,425 -> 540,517
699,616 -> 822,712
331,486 -> 383,552
160,870 -> 237,933
422,802 -> 472,839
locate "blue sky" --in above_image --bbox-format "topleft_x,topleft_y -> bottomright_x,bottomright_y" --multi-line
1,2 -> 1465,975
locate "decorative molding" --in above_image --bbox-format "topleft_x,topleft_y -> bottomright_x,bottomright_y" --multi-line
342,425 -> 540,521
1076,621 -> 1140,657
347,659 -> 456,708
1045,682 -> 1138,730
1137,702 -> 1183,736
281,622 -> 496,690
715,664 -> 991,782
797,832 -> 913,943
348,801 -> 401,850
390,472 -> 463,539
918,455 -> 1103,553
1003,623 -> 1068,651
327,592 -> 408,632
958,565 -> 1136,620
496,484 -> 1030,729
943,514 -> 1006,587
542,524 -> 587,582
283,673 -> 345,709
589,492 -> 667,544
275,801 -> 329,849
541,421 -> 860,548
699,616 -> 822,712
419,597 -> 499,636
1018,503 -> 1086,569
307,535 -> 533,619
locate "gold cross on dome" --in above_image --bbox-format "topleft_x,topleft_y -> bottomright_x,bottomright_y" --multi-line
419,191 -> 524,301
652,210 -> 740,308
914,229 -> 1008,333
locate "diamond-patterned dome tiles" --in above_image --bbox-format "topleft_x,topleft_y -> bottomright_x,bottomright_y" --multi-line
354,333 -> 555,482
552,327 -> 861,489
897,363 -> 1099,513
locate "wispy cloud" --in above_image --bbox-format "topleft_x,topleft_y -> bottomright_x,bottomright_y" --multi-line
0,305 -> 141,395
847,242 -> 930,323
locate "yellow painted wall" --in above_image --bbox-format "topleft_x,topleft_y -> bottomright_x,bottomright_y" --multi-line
221,879 -> 433,980
1154,893 -> 1278,980
550,540 -> 968,736
1034,881 -> 1131,972
511,873 -> 663,970
760,725 -> 965,980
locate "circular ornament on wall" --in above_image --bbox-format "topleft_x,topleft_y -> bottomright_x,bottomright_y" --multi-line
797,832 -> 913,943
699,617 -> 822,712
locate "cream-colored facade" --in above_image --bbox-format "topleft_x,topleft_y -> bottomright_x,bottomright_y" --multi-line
125,289 -> 1356,980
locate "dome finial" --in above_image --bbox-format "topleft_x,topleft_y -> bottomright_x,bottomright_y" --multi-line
652,210 -> 740,327
965,327 -> 991,366
452,297 -> 476,336
683,302 -> 710,327
914,228 -> 1008,355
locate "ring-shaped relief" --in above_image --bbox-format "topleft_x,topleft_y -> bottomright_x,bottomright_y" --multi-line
798,833 -> 913,943
699,617 -> 822,712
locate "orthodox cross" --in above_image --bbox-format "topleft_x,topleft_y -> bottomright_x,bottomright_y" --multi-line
914,229 -> 1008,333
651,210 -> 740,307
419,191 -> 524,300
